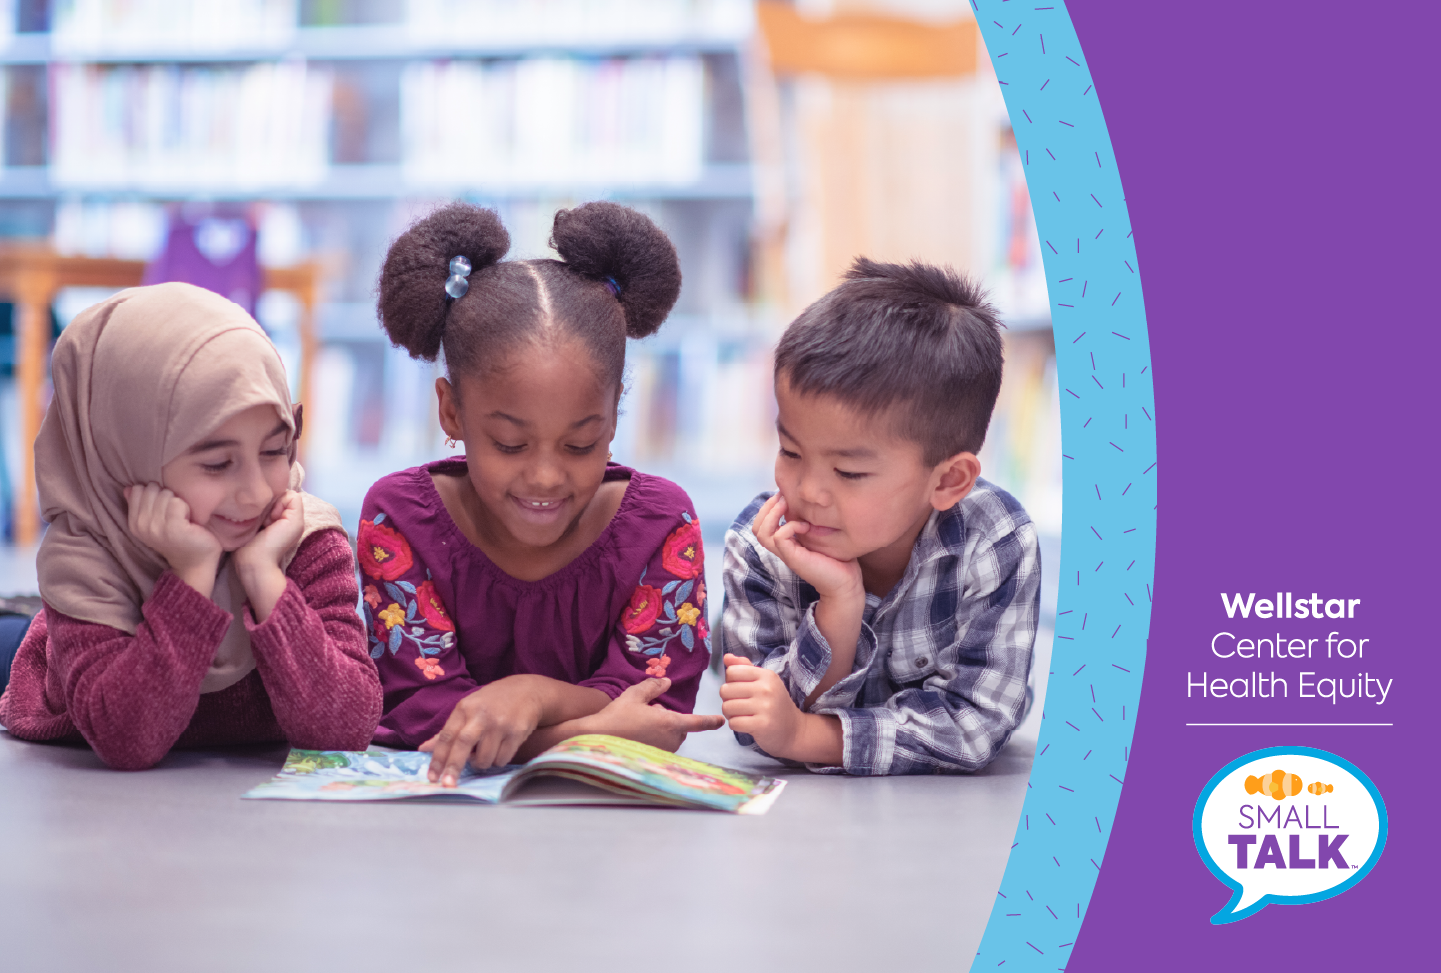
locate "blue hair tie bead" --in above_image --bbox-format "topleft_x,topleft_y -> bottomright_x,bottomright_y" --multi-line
445,254 -> 472,300
603,275 -> 621,298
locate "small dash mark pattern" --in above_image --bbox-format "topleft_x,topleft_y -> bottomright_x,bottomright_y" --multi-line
974,2 -> 1156,970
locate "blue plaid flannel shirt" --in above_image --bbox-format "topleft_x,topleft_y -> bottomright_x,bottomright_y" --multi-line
719,479 -> 1040,776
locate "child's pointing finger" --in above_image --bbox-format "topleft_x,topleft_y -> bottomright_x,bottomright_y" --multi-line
674,713 -> 725,733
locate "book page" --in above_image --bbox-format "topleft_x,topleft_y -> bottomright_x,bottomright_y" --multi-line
242,749 -> 515,803
507,735 -> 787,814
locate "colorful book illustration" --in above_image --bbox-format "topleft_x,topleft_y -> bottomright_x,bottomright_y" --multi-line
242,733 -> 786,815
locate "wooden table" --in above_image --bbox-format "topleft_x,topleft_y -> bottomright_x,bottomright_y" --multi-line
0,247 -> 321,545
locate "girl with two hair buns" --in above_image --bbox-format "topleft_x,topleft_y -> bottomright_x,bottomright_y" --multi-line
0,283 -> 381,769
363,201 -> 723,785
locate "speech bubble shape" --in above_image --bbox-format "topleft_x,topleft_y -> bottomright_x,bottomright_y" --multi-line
1192,746 -> 1386,924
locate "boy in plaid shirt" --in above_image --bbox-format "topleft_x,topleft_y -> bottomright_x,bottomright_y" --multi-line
719,258 -> 1040,775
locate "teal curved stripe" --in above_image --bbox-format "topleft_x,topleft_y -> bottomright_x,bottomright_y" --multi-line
972,3 -> 1156,969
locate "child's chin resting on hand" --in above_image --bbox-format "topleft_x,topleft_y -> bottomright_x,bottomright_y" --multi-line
718,257 -> 1041,776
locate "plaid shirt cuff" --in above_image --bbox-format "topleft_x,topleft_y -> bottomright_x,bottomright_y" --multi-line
778,603 -> 833,705
819,706 -> 898,776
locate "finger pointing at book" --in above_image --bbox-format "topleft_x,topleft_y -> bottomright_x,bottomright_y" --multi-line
593,677 -> 725,752
420,677 -> 547,784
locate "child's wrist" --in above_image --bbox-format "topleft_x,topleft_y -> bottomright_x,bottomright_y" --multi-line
815,578 -> 865,609
170,555 -> 221,598
564,712 -> 602,738
235,559 -> 285,593
788,712 -> 844,766
813,587 -> 865,639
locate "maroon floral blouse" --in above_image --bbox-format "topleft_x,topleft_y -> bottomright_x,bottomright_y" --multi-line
359,460 -> 709,749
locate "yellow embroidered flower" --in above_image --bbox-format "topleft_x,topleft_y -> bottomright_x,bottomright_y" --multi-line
675,602 -> 701,627
378,603 -> 406,629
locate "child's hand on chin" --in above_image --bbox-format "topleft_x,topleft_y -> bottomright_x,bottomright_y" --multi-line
751,493 -> 863,602
590,677 -> 725,753
124,483 -> 224,596
719,654 -> 804,758
233,490 -> 305,574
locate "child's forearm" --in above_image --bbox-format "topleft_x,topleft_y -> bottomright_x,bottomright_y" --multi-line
774,712 -> 844,766
506,675 -> 611,727
236,563 -> 288,622
513,714 -> 600,762
806,591 -> 864,707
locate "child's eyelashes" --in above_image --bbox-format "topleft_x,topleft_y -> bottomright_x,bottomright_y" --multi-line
777,447 -> 800,460
490,441 -> 601,456
200,461 -> 231,474
835,469 -> 869,481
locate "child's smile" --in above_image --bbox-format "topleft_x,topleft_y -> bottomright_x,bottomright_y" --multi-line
160,403 -> 293,552
435,337 -> 623,574
509,492 -> 571,526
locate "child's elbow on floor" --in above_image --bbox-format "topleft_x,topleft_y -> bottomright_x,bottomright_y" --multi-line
94,741 -> 171,772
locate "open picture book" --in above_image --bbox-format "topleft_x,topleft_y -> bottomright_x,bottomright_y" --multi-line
242,733 -> 786,815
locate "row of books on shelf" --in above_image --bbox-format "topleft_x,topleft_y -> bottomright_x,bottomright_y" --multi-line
402,57 -> 704,187
41,55 -> 708,190
14,0 -> 752,51
50,60 -> 331,189
404,0 -> 752,46
45,0 -> 294,52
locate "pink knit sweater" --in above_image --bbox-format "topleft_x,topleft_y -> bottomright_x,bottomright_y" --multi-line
0,529 -> 381,770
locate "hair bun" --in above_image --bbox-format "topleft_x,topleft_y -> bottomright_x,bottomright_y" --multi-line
379,202 -> 510,361
550,201 -> 681,339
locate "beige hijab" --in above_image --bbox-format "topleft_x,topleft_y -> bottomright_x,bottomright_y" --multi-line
35,282 -> 345,693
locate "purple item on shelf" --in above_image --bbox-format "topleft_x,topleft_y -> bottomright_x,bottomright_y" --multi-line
142,215 -> 261,317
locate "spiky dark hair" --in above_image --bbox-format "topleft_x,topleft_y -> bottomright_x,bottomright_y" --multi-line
774,257 -> 1005,463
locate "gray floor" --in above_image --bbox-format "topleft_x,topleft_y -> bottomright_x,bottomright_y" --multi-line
0,664 -> 1040,973
0,529 -> 1051,973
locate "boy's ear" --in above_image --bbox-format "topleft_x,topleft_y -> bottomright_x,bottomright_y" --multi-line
930,451 -> 981,511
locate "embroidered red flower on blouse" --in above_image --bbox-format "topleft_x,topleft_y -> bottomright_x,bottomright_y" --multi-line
362,585 -> 381,610
414,655 -> 445,680
358,518 -> 414,581
415,580 -> 455,633
621,584 -> 664,634
645,654 -> 671,678
660,519 -> 703,579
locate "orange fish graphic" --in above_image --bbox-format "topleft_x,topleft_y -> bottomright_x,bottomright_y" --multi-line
1244,769 -> 1303,800
1307,781 -> 1334,796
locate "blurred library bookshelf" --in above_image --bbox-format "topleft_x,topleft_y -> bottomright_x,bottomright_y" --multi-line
0,0 -> 1059,633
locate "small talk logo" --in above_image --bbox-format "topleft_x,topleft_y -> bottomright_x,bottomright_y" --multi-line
1193,747 -> 1386,923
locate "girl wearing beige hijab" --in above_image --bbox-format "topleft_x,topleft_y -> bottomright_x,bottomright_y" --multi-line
0,283 -> 380,769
